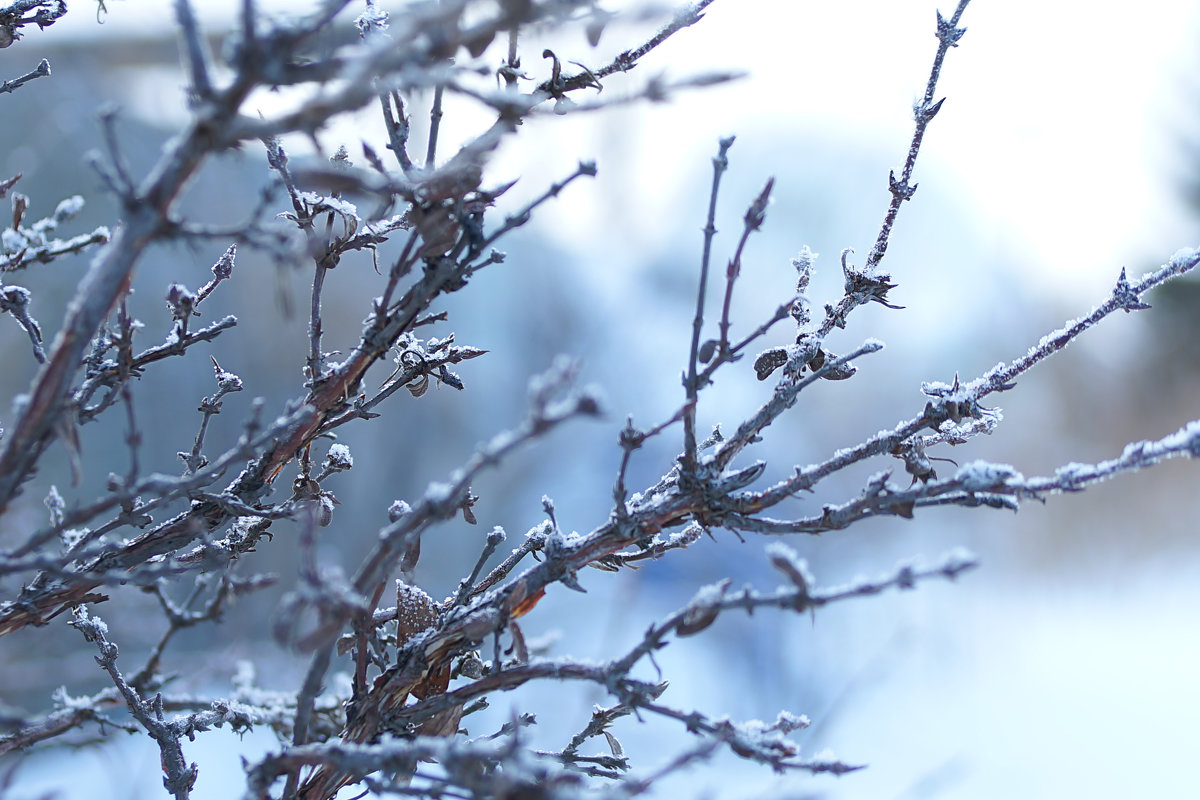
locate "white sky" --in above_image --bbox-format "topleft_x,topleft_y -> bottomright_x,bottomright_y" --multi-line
41,0 -> 1200,299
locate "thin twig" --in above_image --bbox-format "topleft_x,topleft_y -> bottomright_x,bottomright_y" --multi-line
864,0 -> 971,271
0,58 -> 50,95
681,136 -> 734,478
70,608 -> 198,799
717,177 -> 773,356
541,0 -> 721,93
173,0 -> 214,100
426,83 -> 445,168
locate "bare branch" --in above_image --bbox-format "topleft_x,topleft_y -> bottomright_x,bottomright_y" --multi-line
864,0 -> 971,271
681,136 -> 735,478
0,57 -> 48,94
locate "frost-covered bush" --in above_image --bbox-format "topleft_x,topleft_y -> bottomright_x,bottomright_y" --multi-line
0,1 -> 1196,799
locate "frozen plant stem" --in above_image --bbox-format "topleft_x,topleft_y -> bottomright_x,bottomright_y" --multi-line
544,0 -> 720,93
283,642 -> 334,799
865,0 -> 971,270
426,83 -> 445,168
718,177 -> 774,355
0,57 -> 50,94
682,135 -> 735,478
309,262 -> 328,379
70,608 -> 197,799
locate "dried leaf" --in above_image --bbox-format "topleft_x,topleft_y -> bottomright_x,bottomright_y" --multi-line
677,579 -> 731,636
508,580 -> 546,619
754,347 -> 788,381
676,604 -> 720,636
396,582 -> 439,646
12,192 -> 27,230
406,373 -> 429,397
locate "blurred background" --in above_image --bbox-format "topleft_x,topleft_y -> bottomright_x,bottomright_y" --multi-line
1,0 -> 1198,797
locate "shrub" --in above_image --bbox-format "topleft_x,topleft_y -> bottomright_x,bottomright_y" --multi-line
0,1 -> 1196,798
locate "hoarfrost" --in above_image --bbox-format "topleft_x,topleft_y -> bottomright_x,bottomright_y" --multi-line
60,528 -> 87,551
954,460 -> 1022,491
1161,420 -> 1200,454
1169,246 -> 1198,268
296,191 -> 358,219
792,245 -> 818,275
765,541 -> 815,588
1054,462 -> 1092,487
326,443 -> 353,470
687,580 -> 729,609
355,0 -> 390,36
53,195 -> 84,222
388,500 -> 411,523
1,228 -> 30,252
667,521 -> 704,547
52,686 -> 93,711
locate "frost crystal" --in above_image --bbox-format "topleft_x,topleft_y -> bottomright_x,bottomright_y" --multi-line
1169,247 -> 1199,269
326,443 -> 353,470
954,460 -> 1022,491
1,228 -> 30,253
1054,462 -> 1092,488
388,500 -> 412,523
765,541 -> 815,588
53,195 -> 85,222
687,580 -> 729,609
296,191 -> 359,219
52,686 -> 93,711
355,1 -> 390,36
60,528 -> 87,551
73,606 -> 107,635
1161,419 -> 1200,456
667,521 -> 704,547
792,245 -> 818,276
1182,423 -> 1200,457
774,710 -> 811,731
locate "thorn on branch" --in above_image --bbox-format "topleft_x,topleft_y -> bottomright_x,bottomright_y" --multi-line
917,96 -> 946,121
840,248 -> 903,311
888,169 -> 917,201
936,9 -> 969,46
1113,266 -> 1152,312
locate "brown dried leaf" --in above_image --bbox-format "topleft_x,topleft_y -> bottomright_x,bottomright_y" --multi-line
12,192 -> 27,231
396,582 -> 439,646
508,580 -> 545,619
676,578 -> 731,636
